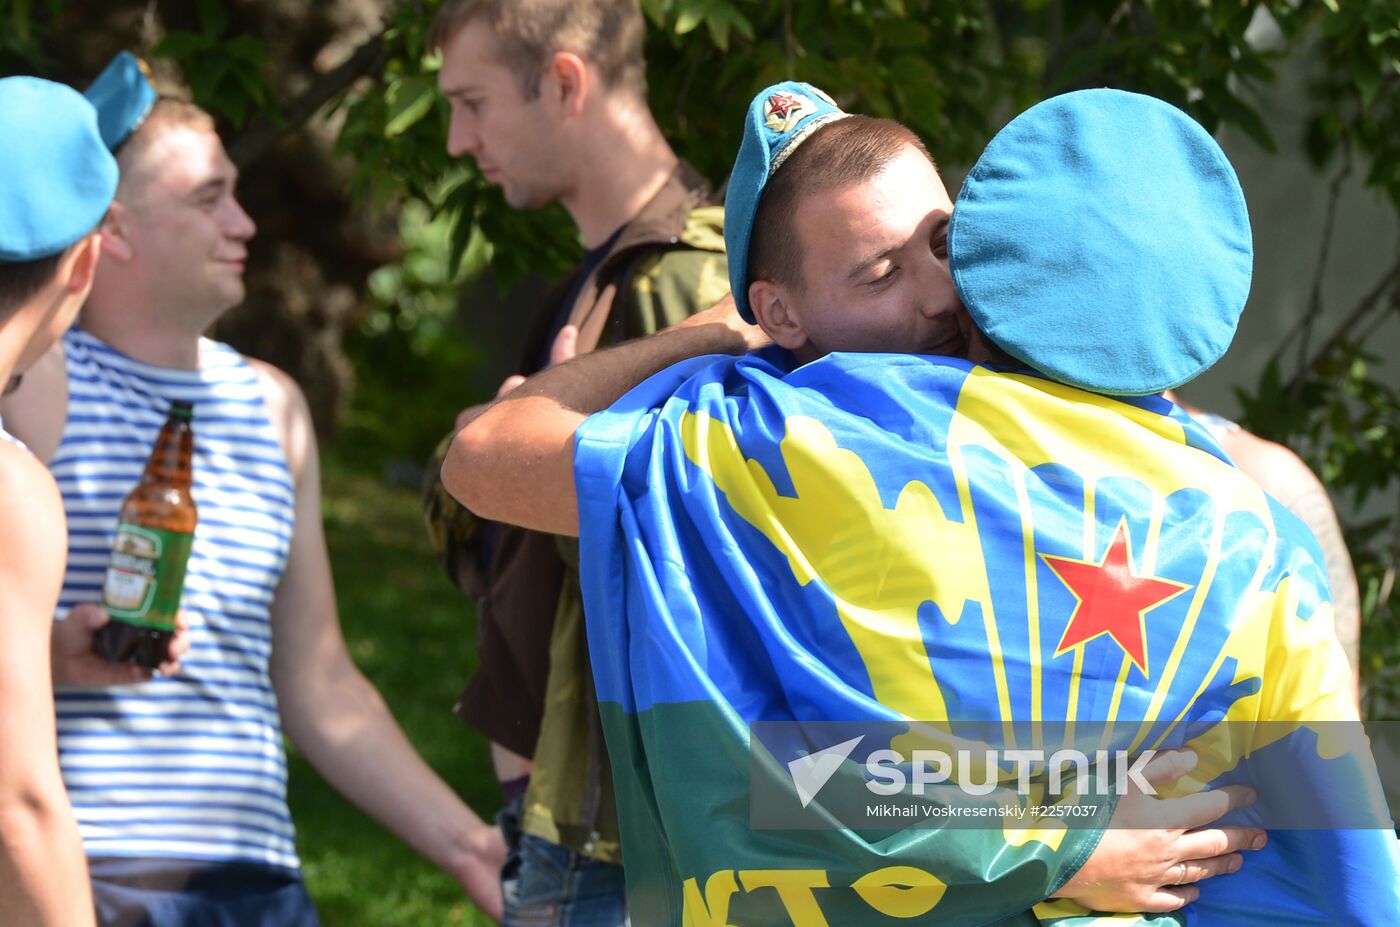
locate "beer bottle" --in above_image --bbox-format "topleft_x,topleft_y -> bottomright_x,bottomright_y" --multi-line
94,400 -> 197,670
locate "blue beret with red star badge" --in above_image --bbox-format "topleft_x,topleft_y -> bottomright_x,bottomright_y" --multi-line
724,81 -> 849,324
84,51 -> 158,151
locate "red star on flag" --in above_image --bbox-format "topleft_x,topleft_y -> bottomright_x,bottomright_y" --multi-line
1043,519 -> 1191,677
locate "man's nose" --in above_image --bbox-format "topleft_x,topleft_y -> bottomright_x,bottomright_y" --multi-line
225,198 -> 257,241
917,258 -> 962,319
446,116 -> 481,158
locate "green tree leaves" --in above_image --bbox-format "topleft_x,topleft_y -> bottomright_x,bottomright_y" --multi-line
155,4 -> 277,127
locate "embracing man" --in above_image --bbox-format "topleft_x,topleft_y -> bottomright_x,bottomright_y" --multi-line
444,83 -> 1399,925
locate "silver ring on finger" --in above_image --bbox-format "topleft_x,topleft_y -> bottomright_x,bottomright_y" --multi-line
1172,862 -> 1188,886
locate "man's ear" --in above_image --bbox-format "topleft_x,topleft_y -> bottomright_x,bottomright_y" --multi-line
749,279 -> 808,352
98,203 -> 134,263
60,232 -> 103,296
548,51 -> 589,118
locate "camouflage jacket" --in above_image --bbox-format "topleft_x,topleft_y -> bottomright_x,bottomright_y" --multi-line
423,162 -> 728,861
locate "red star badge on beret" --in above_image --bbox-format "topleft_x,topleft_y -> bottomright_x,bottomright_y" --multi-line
764,91 -> 815,132
767,92 -> 801,121
1043,519 -> 1191,677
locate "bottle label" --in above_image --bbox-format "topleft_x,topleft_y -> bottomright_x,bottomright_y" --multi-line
102,523 -> 194,631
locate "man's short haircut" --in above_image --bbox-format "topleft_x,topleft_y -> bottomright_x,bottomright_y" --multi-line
0,248 -> 67,318
429,0 -> 646,98
115,98 -> 217,200
749,115 -> 935,291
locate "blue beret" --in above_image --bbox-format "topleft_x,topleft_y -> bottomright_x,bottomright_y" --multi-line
724,82 -> 849,324
0,77 -> 118,262
948,89 -> 1252,395
84,51 -> 158,150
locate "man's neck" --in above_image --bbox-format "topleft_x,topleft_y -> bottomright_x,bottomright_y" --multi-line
559,97 -> 680,249
80,293 -> 208,371
0,309 -> 40,390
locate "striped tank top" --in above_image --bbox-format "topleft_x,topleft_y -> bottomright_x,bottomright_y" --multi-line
52,328 -> 300,871
0,421 -> 29,451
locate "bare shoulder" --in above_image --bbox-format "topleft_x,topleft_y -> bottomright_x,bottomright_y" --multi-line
0,442 -> 67,583
246,357 -> 316,483
1217,430 -> 1325,506
0,339 -> 70,463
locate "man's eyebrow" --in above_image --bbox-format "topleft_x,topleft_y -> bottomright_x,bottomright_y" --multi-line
846,246 -> 899,283
439,82 -> 480,97
189,174 -> 234,198
845,211 -> 953,282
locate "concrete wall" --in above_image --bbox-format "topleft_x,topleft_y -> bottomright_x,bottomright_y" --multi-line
1178,46 -> 1399,524
1182,69 -> 1399,425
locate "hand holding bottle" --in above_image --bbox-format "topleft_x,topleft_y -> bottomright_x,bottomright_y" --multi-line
53,603 -> 190,686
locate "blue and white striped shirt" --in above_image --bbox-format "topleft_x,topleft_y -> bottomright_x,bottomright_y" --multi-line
0,421 -> 28,451
53,328 -> 300,871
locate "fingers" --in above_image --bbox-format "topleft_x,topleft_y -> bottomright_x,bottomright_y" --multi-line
548,324 -> 579,366
69,659 -> 151,688
70,602 -> 111,629
495,375 -> 527,398
1141,886 -> 1198,912
157,643 -> 188,677
455,404 -> 487,432
1139,747 -> 1198,787
116,664 -> 154,685
1159,783 -> 1257,831
1177,824 -> 1267,861
1175,850 -> 1244,885
52,605 -> 105,663
154,611 -> 190,676
167,634 -> 191,659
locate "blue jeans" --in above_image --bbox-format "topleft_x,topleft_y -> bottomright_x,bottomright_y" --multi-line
88,857 -> 319,926
498,798 -> 628,927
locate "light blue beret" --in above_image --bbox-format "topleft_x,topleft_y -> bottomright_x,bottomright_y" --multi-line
724,81 -> 849,324
84,51 -> 158,150
948,88 -> 1252,395
0,77 -> 119,262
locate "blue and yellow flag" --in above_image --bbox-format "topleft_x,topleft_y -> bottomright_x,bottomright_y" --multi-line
575,349 -> 1400,926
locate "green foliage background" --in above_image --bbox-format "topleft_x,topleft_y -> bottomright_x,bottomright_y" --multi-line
346,0 -> 1400,714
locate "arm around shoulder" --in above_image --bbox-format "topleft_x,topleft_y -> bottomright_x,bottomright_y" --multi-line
444,294 -> 765,537
443,393 -> 585,538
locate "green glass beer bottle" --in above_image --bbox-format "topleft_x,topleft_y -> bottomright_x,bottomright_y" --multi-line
94,400 -> 198,670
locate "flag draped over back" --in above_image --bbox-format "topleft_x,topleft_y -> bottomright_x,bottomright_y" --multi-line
574,349 -> 1399,926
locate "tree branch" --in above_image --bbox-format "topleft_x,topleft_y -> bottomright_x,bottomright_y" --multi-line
783,0 -> 795,76
1285,146 -> 1353,397
1285,252 -> 1400,395
1042,0 -> 1135,93
228,28 -> 390,169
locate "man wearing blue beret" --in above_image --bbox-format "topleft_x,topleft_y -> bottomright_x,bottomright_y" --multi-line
3,55 -> 506,925
443,83 -> 1399,925
0,74 -> 116,927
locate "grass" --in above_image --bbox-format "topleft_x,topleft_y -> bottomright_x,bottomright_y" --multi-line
287,453 -> 501,926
